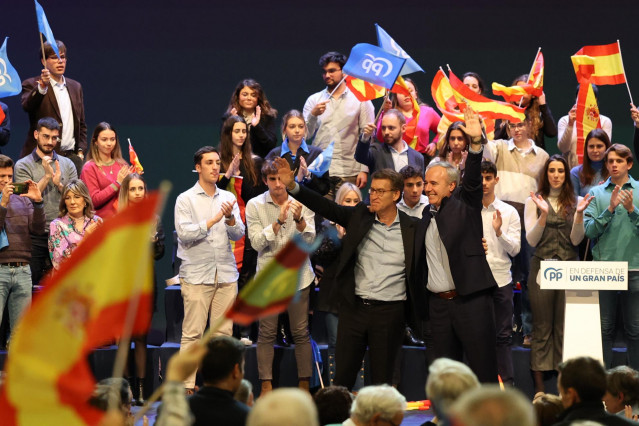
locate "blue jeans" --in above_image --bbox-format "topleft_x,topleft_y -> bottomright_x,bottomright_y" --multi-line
0,265 -> 32,336
600,272 -> 639,370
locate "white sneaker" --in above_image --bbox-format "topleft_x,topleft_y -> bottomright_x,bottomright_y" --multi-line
240,337 -> 253,346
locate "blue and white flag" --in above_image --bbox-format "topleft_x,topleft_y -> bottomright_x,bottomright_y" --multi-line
375,23 -> 424,76
307,141 -> 334,177
343,43 -> 406,90
34,0 -> 60,59
0,38 -> 22,98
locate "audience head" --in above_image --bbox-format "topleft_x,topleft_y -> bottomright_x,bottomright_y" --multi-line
350,384 -> 406,426
59,179 -> 94,219
40,41 -> 67,79
506,112 -> 532,143
580,128 -> 611,186
605,143 -> 633,182
313,385 -> 353,426
426,358 -> 480,416
425,161 -> 460,208
335,182 -> 362,207
538,155 -> 576,217
318,52 -> 346,89
118,173 -> 146,209
281,109 -> 307,143
0,155 -> 13,194
369,169 -> 403,212
399,165 -> 425,208
449,385 -> 535,426
200,336 -> 245,392
441,121 -> 471,159
603,365 -> 639,414
88,377 -> 133,420
221,115 -> 251,157
247,388 -> 319,426
532,393 -> 563,426
391,78 -> 424,110
227,78 -> 276,117
463,72 -> 485,95
380,109 -> 406,146
557,357 -> 607,408
234,379 -> 254,407
87,122 -> 124,164
34,117 -> 61,155
193,146 -> 221,186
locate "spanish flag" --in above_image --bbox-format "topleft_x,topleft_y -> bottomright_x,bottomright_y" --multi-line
0,193 -> 160,425
128,140 -> 144,174
493,51 -> 544,102
527,50 -> 545,97
220,176 -> 245,270
575,83 -> 602,164
226,234 -> 312,326
572,43 -> 626,86
345,75 -> 386,102
391,76 -> 421,150
491,83 -> 530,104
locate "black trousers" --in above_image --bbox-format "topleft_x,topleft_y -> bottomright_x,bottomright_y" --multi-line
29,233 -> 52,286
429,290 -> 498,383
334,298 -> 404,390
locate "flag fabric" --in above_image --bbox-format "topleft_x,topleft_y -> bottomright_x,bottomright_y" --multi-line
220,176 -> 246,270
448,70 -> 526,122
375,23 -> 424,75
572,43 -> 626,85
307,141 -> 334,177
128,140 -> 144,174
343,43 -> 406,90
527,51 -> 544,97
310,338 -> 323,389
226,234 -> 316,326
0,193 -> 160,426
344,76 -> 385,102
0,37 -> 22,98
575,83 -> 602,164
34,0 -> 60,59
391,76 -> 421,149
491,83 -> 530,104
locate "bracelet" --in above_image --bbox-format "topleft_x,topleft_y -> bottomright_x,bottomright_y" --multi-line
293,217 -> 303,224
276,218 -> 284,226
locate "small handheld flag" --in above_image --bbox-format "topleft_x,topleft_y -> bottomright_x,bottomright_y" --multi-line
0,38 -> 22,98
34,0 -> 60,59
375,24 -> 424,75
128,138 -> 144,174
343,43 -> 406,90
572,42 -> 626,86
307,142 -> 334,177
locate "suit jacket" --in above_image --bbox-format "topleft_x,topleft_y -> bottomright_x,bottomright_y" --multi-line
355,136 -> 425,175
188,386 -> 249,426
20,76 -> 87,157
415,148 -> 496,314
290,184 -> 427,322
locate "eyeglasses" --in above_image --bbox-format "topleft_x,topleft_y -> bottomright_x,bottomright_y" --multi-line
322,68 -> 341,75
507,122 -> 527,130
369,188 -> 394,196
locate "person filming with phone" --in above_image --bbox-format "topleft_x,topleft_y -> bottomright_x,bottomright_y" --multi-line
0,154 -> 44,345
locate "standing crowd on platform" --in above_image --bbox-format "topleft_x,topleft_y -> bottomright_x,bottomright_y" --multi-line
1,39 -> 639,425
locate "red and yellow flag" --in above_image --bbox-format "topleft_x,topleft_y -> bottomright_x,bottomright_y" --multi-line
226,235 -> 310,326
128,140 -> 144,174
575,83 -> 602,164
572,43 -> 626,86
492,51 -> 545,101
220,176 -> 245,270
0,194 -> 159,425
391,76 -> 421,149
345,76 -> 385,102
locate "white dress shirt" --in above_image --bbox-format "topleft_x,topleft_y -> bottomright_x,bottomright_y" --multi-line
481,197 -> 521,287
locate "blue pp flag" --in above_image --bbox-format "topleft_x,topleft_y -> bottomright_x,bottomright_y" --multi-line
0,38 -> 22,98
307,141 -> 333,177
34,0 -> 60,59
310,338 -> 323,389
376,23 -> 424,76
343,43 -> 405,90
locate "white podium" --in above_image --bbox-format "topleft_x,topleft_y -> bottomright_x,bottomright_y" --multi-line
540,260 -> 628,364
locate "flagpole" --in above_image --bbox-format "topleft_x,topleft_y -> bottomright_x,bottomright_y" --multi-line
520,47 -> 542,107
617,40 -> 634,105
39,33 -> 46,64
374,90 -> 390,124
327,76 -> 346,100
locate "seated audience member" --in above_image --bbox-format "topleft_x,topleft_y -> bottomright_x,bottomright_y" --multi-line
48,179 -> 101,270
449,385 -> 535,426
532,393 -> 563,426
88,377 -> 133,423
555,356 -> 635,425
347,384 -> 406,426
603,366 -> 639,418
425,358 -> 480,425
247,388 -> 319,426
356,109 -> 425,175
313,386 -> 353,426
188,336 -> 249,426
397,165 -> 427,218
234,379 -> 254,407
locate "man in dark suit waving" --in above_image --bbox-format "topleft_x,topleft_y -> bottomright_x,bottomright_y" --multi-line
416,107 -> 498,383
273,157 -> 427,390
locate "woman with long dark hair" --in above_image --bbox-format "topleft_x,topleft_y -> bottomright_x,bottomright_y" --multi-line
570,128 -> 611,197
223,79 -> 278,158
524,155 -> 592,393
431,121 -> 471,178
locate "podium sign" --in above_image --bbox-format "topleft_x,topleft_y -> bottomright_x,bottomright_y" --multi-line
539,261 -> 628,364
540,261 -> 628,290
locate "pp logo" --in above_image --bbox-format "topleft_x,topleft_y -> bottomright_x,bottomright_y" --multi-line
361,54 -> 393,77
544,267 -> 563,282
0,58 -> 12,87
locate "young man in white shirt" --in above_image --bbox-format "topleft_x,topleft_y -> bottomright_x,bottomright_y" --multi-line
480,160 -> 521,386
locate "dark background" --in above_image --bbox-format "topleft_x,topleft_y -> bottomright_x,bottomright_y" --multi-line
1,0 -> 637,333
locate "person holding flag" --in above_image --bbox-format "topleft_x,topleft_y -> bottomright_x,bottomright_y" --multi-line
21,41 -> 86,177
303,52 -> 374,199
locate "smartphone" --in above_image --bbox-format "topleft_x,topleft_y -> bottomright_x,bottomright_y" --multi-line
12,182 -> 28,195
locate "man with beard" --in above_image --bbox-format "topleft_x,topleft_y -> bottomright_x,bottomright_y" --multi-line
15,117 -> 77,285
355,109 -> 425,176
